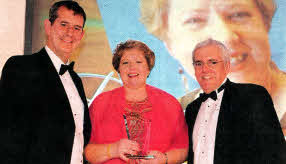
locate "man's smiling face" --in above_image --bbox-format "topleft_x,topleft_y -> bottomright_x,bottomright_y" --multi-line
45,6 -> 84,63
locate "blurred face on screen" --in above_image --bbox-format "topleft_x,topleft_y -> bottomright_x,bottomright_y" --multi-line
166,0 -> 271,87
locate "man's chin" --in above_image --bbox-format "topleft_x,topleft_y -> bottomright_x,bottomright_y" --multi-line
200,83 -> 216,93
60,49 -> 73,55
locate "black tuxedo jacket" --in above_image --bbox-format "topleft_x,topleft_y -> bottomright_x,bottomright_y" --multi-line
185,79 -> 286,164
0,48 -> 91,164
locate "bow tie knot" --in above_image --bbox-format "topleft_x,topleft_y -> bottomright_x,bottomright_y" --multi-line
199,91 -> 217,102
199,81 -> 226,102
59,61 -> 74,75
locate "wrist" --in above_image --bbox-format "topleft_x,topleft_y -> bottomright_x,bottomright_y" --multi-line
113,141 -> 121,158
107,143 -> 118,159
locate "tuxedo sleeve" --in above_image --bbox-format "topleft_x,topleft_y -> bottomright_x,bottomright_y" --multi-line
0,57 -> 34,164
250,87 -> 286,163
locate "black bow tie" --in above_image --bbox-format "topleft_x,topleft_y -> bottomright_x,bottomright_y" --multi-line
199,82 -> 226,102
59,61 -> 75,75
199,91 -> 217,102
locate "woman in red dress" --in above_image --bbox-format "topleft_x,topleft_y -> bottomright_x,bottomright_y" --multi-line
85,40 -> 188,164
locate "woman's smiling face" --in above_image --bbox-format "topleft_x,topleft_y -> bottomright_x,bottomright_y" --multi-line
119,48 -> 150,89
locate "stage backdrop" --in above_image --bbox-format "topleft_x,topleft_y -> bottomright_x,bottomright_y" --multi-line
0,0 -> 26,75
97,0 -> 286,129
26,0 -> 286,129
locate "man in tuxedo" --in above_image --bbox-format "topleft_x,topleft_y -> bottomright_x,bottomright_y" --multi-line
0,1 -> 91,164
185,39 -> 286,164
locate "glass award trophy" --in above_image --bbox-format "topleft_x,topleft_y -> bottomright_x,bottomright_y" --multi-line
123,114 -> 153,161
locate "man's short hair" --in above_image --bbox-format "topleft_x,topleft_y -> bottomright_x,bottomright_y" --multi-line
140,0 -> 276,40
49,0 -> 86,27
192,39 -> 230,64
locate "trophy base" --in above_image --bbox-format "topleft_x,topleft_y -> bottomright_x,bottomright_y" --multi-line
126,154 -> 154,159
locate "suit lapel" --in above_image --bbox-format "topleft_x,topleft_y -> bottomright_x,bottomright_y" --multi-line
185,97 -> 203,163
36,49 -> 67,104
214,79 -> 233,164
37,48 -> 88,114
35,48 -> 91,163
189,99 -> 203,131
188,79 -> 234,164
39,48 -> 91,146
36,48 -> 77,164
69,70 -> 88,107
36,49 -> 72,109
69,70 -> 91,146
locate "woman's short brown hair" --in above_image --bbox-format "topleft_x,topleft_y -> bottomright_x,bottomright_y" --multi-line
112,40 -> 155,73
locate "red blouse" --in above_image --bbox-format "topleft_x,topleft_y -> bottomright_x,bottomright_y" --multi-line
89,85 -> 189,164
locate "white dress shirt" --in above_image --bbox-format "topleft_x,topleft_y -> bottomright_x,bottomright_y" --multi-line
193,89 -> 224,164
45,46 -> 84,164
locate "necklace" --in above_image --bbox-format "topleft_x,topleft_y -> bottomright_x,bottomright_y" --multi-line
124,97 -> 152,156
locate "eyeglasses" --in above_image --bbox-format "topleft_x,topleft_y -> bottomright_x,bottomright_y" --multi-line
193,60 -> 224,69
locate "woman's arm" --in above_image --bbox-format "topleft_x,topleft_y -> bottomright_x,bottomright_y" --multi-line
84,139 -> 140,164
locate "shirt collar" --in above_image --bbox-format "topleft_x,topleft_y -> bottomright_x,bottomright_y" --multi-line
45,45 -> 70,74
